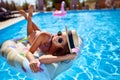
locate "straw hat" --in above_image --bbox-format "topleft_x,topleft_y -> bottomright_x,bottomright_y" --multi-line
65,26 -> 83,53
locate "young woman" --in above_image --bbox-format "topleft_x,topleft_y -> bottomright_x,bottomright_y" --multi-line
19,5 -> 79,73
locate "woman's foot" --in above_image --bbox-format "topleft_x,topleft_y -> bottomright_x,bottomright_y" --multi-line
19,10 -> 27,19
28,5 -> 34,17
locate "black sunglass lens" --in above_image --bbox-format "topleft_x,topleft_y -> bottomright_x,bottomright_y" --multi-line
58,38 -> 63,43
57,31 -> 62,36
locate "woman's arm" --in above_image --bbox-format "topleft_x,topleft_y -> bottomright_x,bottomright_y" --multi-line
26,51 -> 40,72
26,32 -> 52,72
29,32 -> 51,53
26,51 -> 36,61
39,53 -> 76,64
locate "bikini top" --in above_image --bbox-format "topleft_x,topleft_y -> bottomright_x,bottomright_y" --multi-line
39,34 -> 53,53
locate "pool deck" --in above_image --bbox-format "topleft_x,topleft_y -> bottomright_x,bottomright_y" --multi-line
0,15 -> 24,30
0,12 -> 38,30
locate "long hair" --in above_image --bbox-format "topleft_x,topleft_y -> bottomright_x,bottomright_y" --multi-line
52,43 -> 70,56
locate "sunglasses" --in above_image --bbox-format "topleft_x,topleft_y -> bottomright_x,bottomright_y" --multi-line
57,31 -> 63,43
57,31 -> 62,36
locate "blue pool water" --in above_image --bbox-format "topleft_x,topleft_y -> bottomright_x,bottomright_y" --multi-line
0,10 -> 120,80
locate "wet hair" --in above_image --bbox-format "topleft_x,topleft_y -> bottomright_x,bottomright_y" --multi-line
52,43 -> 70,56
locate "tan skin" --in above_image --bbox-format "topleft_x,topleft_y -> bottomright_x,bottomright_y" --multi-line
19,5 -> 76,73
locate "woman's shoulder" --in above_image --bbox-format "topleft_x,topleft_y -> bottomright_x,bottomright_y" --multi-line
40,31 -> 51,35
39,31 -> 52,37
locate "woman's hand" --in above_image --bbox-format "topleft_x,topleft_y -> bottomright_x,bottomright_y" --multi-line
64,53 -> 77,60
29,60 -> 42,73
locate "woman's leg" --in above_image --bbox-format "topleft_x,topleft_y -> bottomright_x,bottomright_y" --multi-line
19,10 -> 27,20
27,5 -> 34,36
19,10 -> 40,31
27,5 -> 42,44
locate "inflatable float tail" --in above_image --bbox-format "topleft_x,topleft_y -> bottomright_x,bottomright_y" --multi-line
1,40 -> 27,68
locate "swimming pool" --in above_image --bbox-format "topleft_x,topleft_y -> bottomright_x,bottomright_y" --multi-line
0,9 -> 120,80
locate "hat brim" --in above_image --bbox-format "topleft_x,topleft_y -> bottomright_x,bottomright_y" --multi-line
65,26 -> 72,53
65,26 -> 83,54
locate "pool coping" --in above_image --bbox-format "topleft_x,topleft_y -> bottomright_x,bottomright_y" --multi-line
0,16 -> 24,30
0,12 -> 38,30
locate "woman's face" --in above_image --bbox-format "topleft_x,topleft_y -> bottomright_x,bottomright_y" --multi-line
52,31 -> 67,48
